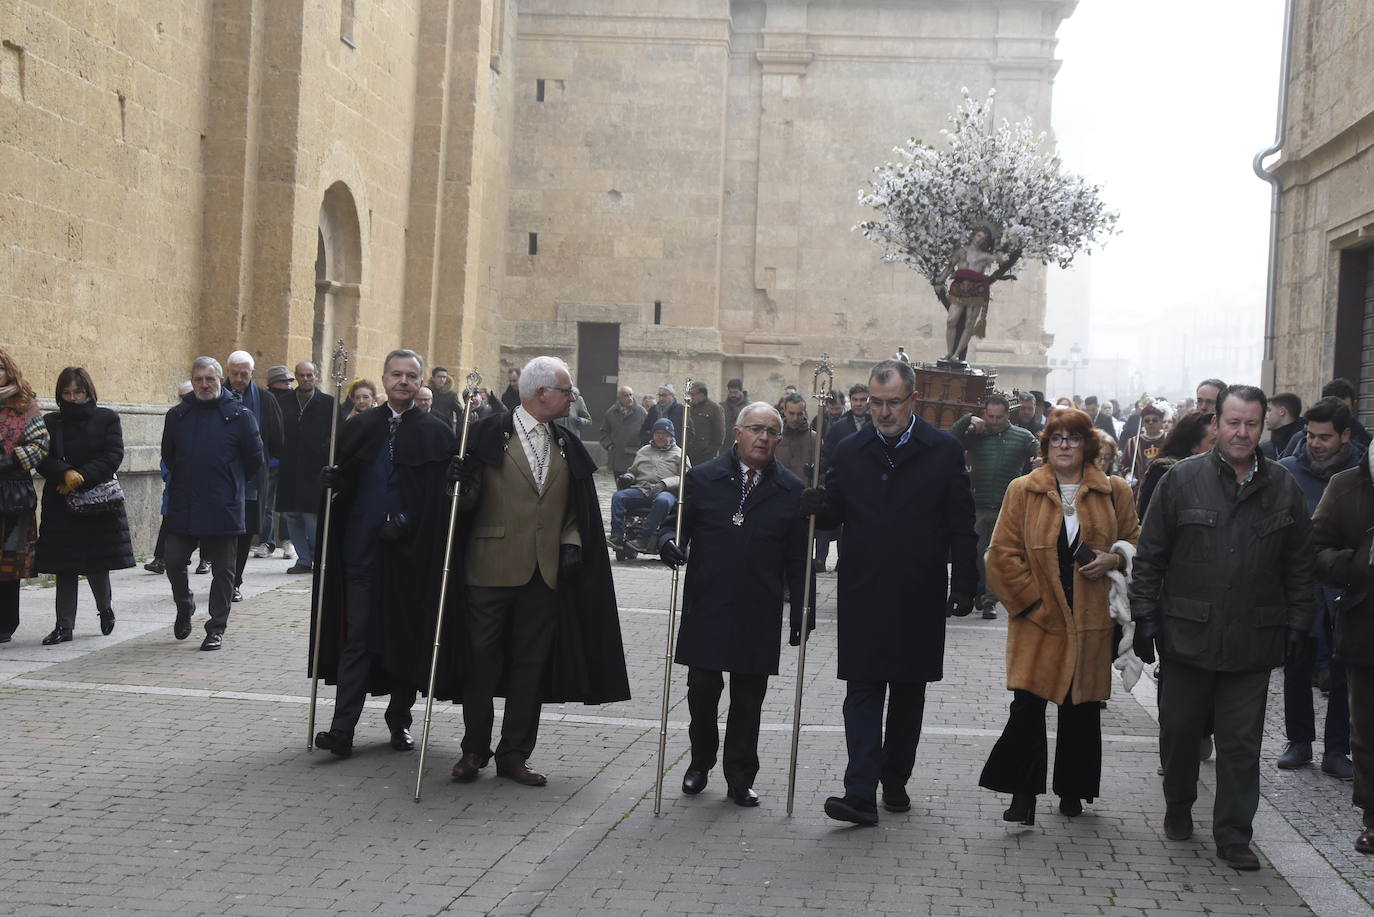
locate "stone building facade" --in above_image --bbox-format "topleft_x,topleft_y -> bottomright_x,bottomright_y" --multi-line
1267,0 -> 1374,423
2,0 -> 1074,549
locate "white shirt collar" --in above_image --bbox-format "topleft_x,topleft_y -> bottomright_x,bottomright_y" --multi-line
516,404 -> 547,435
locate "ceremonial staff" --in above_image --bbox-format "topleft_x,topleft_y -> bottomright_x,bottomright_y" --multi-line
653,377 -> 694,816
786,353 -> 833,815
414,370 -> 482,802
307,340 -> 350,750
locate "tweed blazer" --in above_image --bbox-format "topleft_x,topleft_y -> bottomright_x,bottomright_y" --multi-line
460,427 -> 580,590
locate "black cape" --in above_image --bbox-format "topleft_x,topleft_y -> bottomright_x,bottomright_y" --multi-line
307,406 -> 456,695
433,412 -> 631,705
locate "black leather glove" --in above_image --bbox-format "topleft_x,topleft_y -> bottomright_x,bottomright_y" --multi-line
448,455 -> 479,490
559,544 -> 582,581
799,487 -> 830,518
319,465 -> 343,490
1285,627 -> 1313,665
789,609 -> 817,646
946,591 -> 974,618
1133,617 -> 1157,664
659,539 -> 687,568
616,473 -> 635,489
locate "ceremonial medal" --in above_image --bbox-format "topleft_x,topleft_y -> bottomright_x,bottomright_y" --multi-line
732,512 -> 744,526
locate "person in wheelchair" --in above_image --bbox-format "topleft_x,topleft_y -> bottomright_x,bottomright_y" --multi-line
608,418 -> 683,556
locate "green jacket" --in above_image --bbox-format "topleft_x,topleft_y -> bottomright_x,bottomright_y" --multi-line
1129,448 -> 1315,672
951,413 -> 1039,510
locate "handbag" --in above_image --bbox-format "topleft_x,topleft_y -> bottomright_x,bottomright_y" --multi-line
0,474 -> 37,515
67,475 -> 124,515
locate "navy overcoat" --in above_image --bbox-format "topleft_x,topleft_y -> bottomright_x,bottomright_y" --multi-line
161,389 -> 264,536
664,452 -> 808,675
822,415 -> 977,682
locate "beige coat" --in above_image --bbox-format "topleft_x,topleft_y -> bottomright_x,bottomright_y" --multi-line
986,463 -> 1140,704
626,441 -> 682,497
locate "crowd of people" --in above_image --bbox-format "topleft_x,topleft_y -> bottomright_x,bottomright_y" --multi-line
2,340 -> 1372,872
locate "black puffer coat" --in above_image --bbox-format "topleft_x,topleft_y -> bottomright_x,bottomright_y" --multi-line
36,401 -> 135,574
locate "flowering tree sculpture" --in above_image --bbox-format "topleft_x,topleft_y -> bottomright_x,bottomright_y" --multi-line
857,90 -> 1118,365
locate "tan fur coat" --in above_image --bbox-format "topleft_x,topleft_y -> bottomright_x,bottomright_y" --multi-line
986,464 -> 1141,704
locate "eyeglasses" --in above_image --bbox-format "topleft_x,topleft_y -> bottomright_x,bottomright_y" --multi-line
545,386 -> 574,395
741,424 -> 782,438
869,395 -> 912,411
1049,434 -> 1085,447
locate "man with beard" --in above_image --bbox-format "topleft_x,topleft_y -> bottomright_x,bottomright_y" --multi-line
655,401 -> 807,807
801,359 -> 977,825
1275,396 -> 1358,778
774,393 -> 816,482
311,350 -> 456,756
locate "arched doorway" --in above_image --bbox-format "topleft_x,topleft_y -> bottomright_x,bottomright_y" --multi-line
313,181 -> 362,367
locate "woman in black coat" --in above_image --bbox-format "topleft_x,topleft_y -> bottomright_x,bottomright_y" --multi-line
35,368 -> 135,643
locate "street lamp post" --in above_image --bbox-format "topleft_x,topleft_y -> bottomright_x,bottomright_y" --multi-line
1068,343 -> 1086,399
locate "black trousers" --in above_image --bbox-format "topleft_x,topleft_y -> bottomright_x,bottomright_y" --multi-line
462,574 -> 557,764
329,565 -> 415,736
979,689 -> 1102,799
54,571 -> 113,631
841,680 -> 927,806
233,500 -> 260,587
153,517 -> 168,560
164,533 -> 236,635
686,667 -> 769,790
1284,627 -> 1349,756
0,578 -> 18,637
1345,663 -> 1374,829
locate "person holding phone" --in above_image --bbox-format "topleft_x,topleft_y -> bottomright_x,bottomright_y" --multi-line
979,408 -> 1140,825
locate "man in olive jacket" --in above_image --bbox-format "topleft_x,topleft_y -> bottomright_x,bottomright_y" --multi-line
1130,385 -> 1315,872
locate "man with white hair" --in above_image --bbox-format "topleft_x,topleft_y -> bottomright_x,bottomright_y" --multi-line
639,383 -> 685,446
276,360 -> 335,574
225,350 -> 283,601
161,357 -> 264,650
444,355 -> 631,787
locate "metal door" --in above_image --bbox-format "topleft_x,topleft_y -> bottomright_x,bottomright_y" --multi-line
577,322 -> 620,439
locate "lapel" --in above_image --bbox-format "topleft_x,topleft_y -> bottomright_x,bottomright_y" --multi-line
507,429 -> 540,494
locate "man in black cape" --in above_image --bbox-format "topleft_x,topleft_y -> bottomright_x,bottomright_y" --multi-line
442,355 -> 630,787
310,349 -> 456,757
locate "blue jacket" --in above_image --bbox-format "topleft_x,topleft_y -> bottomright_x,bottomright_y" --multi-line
1279,444 -> 1360,515
161,389 -> 264,536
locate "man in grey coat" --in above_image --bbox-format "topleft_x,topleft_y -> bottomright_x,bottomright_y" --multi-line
599,385 -> 647,476
1131,384 -> 1315,872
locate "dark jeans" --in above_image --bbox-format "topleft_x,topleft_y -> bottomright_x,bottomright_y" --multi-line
55,571 -> 112,631
841,680 -> 927,806
974,508 -> 999,601
329,565 -> 415,735
979,689 -> 1101,800
0,578 -> 18,636
1284,638 -> 1349,756
686,667 -> 769,791
462,574 -> 558,764
1159,659 -> 1270,846
1346,663 -> 1374,829
164,533 -> 237,635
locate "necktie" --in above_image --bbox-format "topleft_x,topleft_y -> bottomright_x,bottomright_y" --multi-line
387,415 -> 401,461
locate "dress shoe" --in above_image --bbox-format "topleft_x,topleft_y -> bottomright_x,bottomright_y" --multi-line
451,753 -> 484,782
1322,753 -> 1355,780
1058,796 -> 1083,818
41,627 -> 74,645
981,605 -> 997,620
1199,734 -> 1214,761
195,559 -> 211,574
200,632 -> 223,651
1277,741 -> 1312,769
726,785 -> 759,807
1356,828 -> 1374,854
496,760 -> 548,786
286,563 -> 313,575
1216,843 -> 1261,871
314,730 -> 353,758
824,795 -> 879,826
1003,793 -> 1036,826
231,588 -> 243,603
881,786 -> 911,813
681,768 -> 708,795
143,558 -> 166,574
0,633 -> 10,643
99,609 -> 115,635
1316,668 -> 1332,695
173,607 -> 193,641
1164,804 -> 1193,841
390,726 -> 415,751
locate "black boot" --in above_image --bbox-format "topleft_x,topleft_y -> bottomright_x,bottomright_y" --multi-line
1003,793 -> 1036,826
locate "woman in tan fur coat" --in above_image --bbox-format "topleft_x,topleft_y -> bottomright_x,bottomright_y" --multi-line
980,409 -> 1140,825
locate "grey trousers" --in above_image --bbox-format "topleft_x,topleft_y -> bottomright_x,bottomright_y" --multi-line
1346,663 -> 1374,829
974,508 -> 999,600
1158,659 -> 1270,846
55,571 -> 112,630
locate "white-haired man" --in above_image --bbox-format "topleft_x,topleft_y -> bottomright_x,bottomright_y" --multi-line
225,350 -> 283,600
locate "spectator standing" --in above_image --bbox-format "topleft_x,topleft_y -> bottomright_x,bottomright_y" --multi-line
1194,378 -> 1227,416
823,384 -> 872,455
35,367 -> 134,643
415,387 -> 434,412
717,379 -> 749,454
162,357 -> 264,650
640,384 -> 685,446
428,367 -> 460,430
1280,378 -> 1373,458
1261,392 -> 1303,460
684,382 -> 725,469
276,361 -> 335,574
1135,411 -> 1217,519
344,379 -> 377,421
499,366 -> 522,413
599,386 -> 647,477
225,351 -> 283,603
254,365 -> 294,557
0,349 -> 51,643
554,386 -> 593,437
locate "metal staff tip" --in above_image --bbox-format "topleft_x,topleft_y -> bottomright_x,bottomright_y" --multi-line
329,340 -> 350,389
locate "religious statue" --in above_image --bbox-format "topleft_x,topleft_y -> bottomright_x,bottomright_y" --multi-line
939,224 -> 998,365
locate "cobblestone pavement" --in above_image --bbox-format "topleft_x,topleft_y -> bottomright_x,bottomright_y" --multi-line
0,476 -> 1369,915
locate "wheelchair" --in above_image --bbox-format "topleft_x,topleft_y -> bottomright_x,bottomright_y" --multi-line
612,473 -> 651,562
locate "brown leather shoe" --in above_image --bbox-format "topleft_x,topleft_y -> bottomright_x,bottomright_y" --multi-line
1216,843 -> 1261,871
451,753 -> 484,782
496,760 -> 548,787
1356,829 -> 1374,854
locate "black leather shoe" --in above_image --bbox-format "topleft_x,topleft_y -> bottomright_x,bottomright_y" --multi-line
195,560 -> 211,574
824,796 -> 879,826
881,786 -> 911,813
390,727 -> 414,751
682,769 -> 708,796
42,627 -> 73,645
0,633 -> 10,643
315,730 -> 353,758
1217,843 -> 1261,871
200,632 -> 223,651
99,610 -> 115,635
231,588 -> 243,603
1058,796 -> 1083,817
1164,804 -> 1193,841
727,785 -> 759,807
173,608 -> 192,641
143,558 -> 166,574
1356,828 -> 1374,854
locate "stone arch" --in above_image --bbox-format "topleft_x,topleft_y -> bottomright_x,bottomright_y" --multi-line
313,180 -> 363,366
